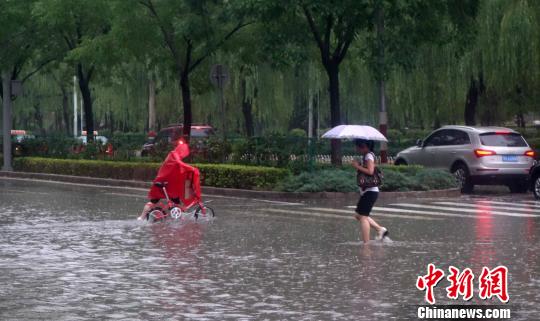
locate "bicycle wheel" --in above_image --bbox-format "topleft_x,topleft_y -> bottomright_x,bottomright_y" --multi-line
195,206 -> 215,221
147,207 -> 167,223
169,206 -> 183,219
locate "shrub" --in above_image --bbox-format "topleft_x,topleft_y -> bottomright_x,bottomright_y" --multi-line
289,128 -> 307,137
277,169 -> 358,192
13,157 -> 288,190
277,165 -> 458,192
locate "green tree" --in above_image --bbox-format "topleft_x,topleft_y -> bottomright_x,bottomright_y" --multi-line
0,0 -> 54,99
33,0 -> 116,140
120,0 -> 251,139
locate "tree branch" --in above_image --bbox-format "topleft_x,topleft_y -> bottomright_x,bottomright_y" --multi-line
302,5 -> 327,60
139,0 -> 179,62
21,57 -> 55,83
324,14 -> 333,54
188,21 -> 251,73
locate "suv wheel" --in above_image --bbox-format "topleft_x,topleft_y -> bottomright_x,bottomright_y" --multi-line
508,180 -> 529,194
394,158 -> 408,166
452,164 -> 474,194
534,175 -> 540,200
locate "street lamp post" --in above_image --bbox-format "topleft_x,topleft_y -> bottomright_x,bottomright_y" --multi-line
376,2 -> 388,164
2,72 -> 13,171
73,76 -> 78,137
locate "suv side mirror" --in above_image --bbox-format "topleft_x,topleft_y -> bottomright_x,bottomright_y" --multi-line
416,139 -> 423,147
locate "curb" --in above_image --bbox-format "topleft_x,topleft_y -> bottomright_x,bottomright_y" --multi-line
0,170 -> 461,201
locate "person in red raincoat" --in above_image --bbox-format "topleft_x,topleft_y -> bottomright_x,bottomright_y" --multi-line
138,139 -> 202,220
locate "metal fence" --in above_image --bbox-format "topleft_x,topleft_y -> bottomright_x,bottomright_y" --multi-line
2,133 -> 400,169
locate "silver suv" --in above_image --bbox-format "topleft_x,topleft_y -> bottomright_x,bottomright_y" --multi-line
395,126 -> 536,193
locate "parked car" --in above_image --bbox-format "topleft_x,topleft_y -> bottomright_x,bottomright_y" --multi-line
395,126 -> 536,193
11,130 -> 35,156
529,162 -> 540,199
76,135 -> 109,145
74,133 -> 113,156
141,124 -> 215,156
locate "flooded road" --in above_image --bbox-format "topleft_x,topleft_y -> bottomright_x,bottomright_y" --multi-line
1,178 -> 539,320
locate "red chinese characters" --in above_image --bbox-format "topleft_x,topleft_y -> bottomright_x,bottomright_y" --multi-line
478,266 -> 509,303
416,263 -> 445,304
446,266 -> 474,301
416,265 -> 509,304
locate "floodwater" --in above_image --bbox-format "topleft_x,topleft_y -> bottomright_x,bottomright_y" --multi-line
0,178 -> 539,320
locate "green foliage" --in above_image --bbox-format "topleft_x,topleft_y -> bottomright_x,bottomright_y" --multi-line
196,163 -> 288,190
4,0 -> 540,147
278,169 -> 358,193
13,157 -> 288,190
289,128 -> 307,137
278,165 -> 458,192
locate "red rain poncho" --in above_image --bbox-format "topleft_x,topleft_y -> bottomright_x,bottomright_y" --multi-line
148,140 -> 201,205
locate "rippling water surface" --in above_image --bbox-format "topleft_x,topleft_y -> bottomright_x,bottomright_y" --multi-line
1,179 -> 539,320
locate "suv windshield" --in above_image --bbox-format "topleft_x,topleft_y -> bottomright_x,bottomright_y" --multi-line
191,128 -> 212,137
479,133 -> 527,147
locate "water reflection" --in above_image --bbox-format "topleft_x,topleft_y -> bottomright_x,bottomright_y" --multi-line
0,179 -> 539,320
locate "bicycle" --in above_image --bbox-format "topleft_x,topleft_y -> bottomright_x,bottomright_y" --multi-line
145,181 -> 215,223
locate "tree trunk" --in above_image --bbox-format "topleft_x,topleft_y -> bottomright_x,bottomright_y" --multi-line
325,62 -> 342,166
179,70 -> 192,140
77,65 -> 94,141
148,78 -> 156,132
464,77 -> 478,126
241,78 -> 254,137
60,85 -> 71,136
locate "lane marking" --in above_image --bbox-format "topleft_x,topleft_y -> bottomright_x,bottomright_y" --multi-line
300,208 -> 441,220
0,188 -> 51,195
109,192 -> 146,198
372,207 -> 491,219
517,200 -> 540,204
331,206 -> 486,219
434,201 -> 540,213
473,200 -> 540,209
267,208 -> 352,220
391,203 -> 540,218
247,211 -> 331,223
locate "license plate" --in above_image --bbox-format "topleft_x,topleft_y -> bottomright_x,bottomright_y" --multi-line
502,155 -> 518,162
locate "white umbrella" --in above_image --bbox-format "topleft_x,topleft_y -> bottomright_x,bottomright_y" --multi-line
321,125 -> 388,142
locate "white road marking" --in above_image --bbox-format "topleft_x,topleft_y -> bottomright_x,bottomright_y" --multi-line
434,201 -> 540,213
337,206 -> 486,219
391,203 -> 540,218
267,208 -> 353,220
301,207 -> 441,220
372,207 -> 492,219
518,200 -> 540,204
249,211 -> 331,223
473,200 -> 540,209
109,192 -> 146,198
191,194 -> 304,205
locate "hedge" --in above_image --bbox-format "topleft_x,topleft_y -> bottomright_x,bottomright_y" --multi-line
13,157 -> 288,190
277,165 -> 458,192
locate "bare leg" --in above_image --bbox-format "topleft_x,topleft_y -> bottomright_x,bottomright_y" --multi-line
358,215 -> 371,243
138,202 -> 153,220
368,217 -> 383,232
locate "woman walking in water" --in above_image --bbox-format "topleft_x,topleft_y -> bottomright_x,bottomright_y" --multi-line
351,139 -> 388,243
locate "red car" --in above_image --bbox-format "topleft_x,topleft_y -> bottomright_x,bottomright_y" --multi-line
141,124 -> 215,157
